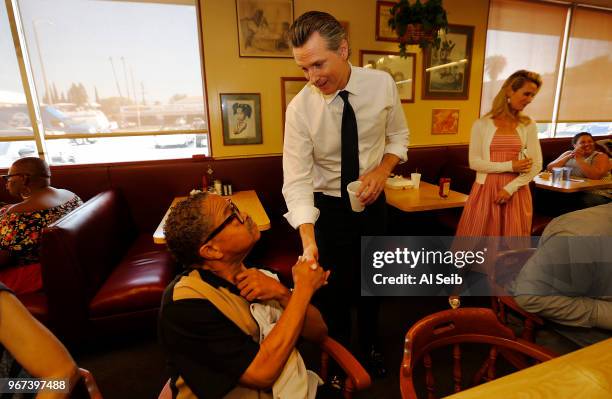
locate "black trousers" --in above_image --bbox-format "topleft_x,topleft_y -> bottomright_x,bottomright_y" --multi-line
313,192 -> 387,355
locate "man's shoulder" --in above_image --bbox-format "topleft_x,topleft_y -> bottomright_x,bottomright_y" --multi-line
161,272 -> 216,309
288,83 -> 319,110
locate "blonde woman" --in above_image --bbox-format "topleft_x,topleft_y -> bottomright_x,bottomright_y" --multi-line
456,70 -> 543,236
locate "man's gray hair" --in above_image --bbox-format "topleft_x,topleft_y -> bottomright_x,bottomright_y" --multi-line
289,11 -> 350,55
164,192 -> 214,269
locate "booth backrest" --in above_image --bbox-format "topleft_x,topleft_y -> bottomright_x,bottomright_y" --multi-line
40,190 -> 137,324
1,136 -> 608,235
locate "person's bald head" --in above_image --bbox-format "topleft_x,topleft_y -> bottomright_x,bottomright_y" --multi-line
11,157 -> 51,188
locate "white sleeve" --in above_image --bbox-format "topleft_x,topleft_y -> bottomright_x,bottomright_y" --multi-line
504,122 -> 542,195
468,119 -> 513,174
282,104 -> 320,229
383,75 -> 409,162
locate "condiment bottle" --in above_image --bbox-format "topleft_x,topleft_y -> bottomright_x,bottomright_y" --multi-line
439,177 -> 451,198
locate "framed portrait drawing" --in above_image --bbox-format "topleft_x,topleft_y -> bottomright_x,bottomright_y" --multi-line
376,1 -> 399,42
431,109 -> 460,135
422,24 -> 474,100
220,93 -> 262,145
360,50 -> 416,103
280,77 -> 308,133
235,0 -> 294,58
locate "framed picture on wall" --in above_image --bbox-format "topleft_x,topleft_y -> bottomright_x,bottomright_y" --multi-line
360,50 -> 416,103
431,109 -> 460,135
235,0 -> 294,58
375,1 -> 399,42
220,93 -> 263,145
280,77 -> 308,133
422,24 -> 474,100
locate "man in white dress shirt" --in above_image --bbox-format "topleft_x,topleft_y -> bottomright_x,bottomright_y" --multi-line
282,11 -> 409,375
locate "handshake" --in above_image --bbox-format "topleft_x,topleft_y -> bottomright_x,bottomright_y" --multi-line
293,256 -> 330,294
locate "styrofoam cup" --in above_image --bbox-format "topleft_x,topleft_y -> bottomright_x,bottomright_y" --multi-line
411,173 -> 421,189
347,181 -> 365,212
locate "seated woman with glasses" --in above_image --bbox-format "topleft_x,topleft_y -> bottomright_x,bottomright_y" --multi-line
0,157 -> 82,294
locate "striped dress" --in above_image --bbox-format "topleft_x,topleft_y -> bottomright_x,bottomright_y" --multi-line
456,130 -> 532,236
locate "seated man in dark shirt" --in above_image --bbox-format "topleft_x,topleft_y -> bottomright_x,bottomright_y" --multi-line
159,192 -> 329,398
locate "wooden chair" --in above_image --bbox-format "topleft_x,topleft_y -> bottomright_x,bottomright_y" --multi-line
158,336 -> 371,399
399,307 -> 556,399
489,248 -> 545,342
70,368 -> 103,399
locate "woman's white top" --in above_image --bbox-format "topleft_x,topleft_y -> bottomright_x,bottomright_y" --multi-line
468,116 -> 542,195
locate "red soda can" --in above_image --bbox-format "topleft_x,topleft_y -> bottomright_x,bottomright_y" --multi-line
439,177 -> 451,198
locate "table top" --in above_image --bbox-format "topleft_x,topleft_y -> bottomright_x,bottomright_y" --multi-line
385,181 -> 468,212
153,190 -> 271,244
446,338 -> 612,399
534,175 -> 612,193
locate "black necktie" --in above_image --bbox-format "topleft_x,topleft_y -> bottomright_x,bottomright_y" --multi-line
339,90 -> 359,205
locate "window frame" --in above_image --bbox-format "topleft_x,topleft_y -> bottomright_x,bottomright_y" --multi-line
1,0 -> 212,162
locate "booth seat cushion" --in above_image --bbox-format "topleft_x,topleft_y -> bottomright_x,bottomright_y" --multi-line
89,234 -> 174,318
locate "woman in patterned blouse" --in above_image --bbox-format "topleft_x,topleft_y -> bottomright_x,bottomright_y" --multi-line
0,157 -> 82,294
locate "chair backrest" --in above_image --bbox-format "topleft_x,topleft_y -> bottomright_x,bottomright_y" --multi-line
490,248 -> 544,342
399,307 -> 556,399
70,368 -> 103,399
158,336 -> 370,399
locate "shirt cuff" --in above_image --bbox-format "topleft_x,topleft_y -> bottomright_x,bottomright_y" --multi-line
283,205 -> 320,229
384,142 -> 408,163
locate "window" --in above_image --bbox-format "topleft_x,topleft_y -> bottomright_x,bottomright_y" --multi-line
482,0 -> 612,138
556,6 -> 612,137
1,0 -> 208,168
1,1 -> 35,168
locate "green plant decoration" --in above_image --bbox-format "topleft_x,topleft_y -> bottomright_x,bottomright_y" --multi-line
388,0 -> 449,56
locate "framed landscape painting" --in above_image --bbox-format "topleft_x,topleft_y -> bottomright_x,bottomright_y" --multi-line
236,0 -> 294,58
376,1 -> 398,42
360,50 -> 415,103
422,24 -> 474,100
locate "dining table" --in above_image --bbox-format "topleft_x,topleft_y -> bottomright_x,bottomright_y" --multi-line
153,190 -> 271,244
446,338 -> 612,399
385,181 -> 469,212
533,175 -> 612,193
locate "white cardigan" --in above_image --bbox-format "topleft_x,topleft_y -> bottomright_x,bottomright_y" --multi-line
469,116 -> 542,195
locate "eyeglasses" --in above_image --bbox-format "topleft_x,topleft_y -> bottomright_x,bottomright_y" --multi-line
202,200 -> 244,245
1,173 -> 29,182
